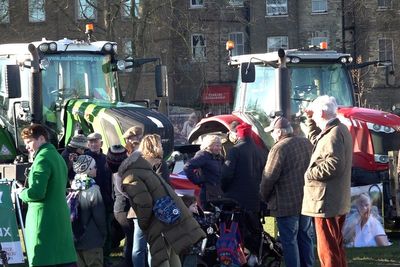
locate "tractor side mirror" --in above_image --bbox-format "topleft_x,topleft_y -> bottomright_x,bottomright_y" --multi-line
155,64 -> 167,97
5,65 -> 21,99
241,62 -> 255,83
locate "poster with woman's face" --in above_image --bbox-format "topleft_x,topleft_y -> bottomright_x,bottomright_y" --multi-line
343,183 -> 391,248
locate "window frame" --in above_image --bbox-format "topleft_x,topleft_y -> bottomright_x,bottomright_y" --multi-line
29,0 -> 46,23
310,36 -> 328,47
267,36 -> 288,52
0,0 -> 10,24
191,33 -> 206,60
228,0 -> 244,7
190,0 -> 204,9
266,0 -> 288,16
121,0 -> 141,19
378,38 -> 394,64
378,0 -> 392,9
228,32 -> 244,56
76,0 -> 97,21
311,0 -> 327,13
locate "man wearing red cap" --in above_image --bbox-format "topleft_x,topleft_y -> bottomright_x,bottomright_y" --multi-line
221,122 -> 266,258
260,116 -> 314,267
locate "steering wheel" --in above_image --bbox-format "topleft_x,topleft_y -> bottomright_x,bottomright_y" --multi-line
292,84 -> 318,102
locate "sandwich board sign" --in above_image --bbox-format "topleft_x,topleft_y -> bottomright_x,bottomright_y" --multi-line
0,181 -> 24,264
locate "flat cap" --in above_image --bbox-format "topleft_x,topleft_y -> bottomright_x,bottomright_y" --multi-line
87,132 -> 102,141
264,117 -> 291,132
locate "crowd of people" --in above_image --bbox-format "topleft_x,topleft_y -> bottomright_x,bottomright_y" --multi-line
12,95 -> 392,267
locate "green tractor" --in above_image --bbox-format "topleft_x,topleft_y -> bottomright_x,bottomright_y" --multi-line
0,35 -> 173,181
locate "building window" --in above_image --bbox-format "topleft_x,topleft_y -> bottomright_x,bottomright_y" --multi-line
378,0 -> 391,9
310,31 -> 328,47
192,34 -> 206,60
77,0 -> 96,20
312,0 -> 327,13
29,0 -> 45,22
229,0 -> 244,6
378,38 -> 393,63
121,0 -> 141,18
190,0 -> 204,8
310,36 -> 328,47
267,36 -> 288,52
228,32 -> 244,56
266,0 -> 288,16
0,0 -> 9,24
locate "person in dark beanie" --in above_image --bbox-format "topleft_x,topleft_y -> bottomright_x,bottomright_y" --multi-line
221,122 -> 267,261
106,145 -> 133,267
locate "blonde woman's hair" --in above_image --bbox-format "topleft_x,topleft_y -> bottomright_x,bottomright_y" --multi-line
200,134 -> 221,151
138,134 -> 163,159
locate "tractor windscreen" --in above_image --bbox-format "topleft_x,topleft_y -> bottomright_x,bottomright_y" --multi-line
41,53 -> 118,110
234,63 -> 354,129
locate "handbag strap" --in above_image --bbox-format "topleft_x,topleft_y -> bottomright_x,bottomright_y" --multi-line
151,169 -> 174,198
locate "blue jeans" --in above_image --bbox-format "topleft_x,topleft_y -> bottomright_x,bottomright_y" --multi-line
276,215 -> 315,267
132,219 -> 149,267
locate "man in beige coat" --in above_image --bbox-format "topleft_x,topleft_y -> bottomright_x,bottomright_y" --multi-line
302,95 -> 352,267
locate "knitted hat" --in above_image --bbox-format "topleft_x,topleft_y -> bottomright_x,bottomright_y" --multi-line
69,134 -> 88,149
236,123 -> 252,138
106,144 -> 128,173
73,155 -> 96,175
264,117 -> 291,132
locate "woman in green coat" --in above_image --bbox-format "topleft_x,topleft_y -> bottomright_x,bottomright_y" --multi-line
17,124 -> 77,266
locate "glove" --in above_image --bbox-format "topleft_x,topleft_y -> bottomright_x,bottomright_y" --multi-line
12,181 -> 25,195
12,186 -> 24,195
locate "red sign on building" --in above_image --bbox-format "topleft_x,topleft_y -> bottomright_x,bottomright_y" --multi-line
201,85 -> 233,104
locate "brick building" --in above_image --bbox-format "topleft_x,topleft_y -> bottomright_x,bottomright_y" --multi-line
344,0 -> 400,111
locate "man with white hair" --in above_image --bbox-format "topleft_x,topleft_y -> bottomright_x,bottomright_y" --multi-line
302,95 -> 352,267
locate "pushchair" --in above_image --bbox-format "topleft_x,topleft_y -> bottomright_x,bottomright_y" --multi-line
192,198 -> 283,267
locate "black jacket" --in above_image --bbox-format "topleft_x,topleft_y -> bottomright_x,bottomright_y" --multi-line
86,150 -> 113,212
221,137 -> 267,212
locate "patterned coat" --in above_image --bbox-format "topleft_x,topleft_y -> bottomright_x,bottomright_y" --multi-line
301,118 -> 352,218
19,143 -> 76,266
120,152 -> 206,267
260,135 -> 313,217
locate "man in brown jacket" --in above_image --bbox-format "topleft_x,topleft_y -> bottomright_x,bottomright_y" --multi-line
302,95 -> 352,267
260,116 -> 314,267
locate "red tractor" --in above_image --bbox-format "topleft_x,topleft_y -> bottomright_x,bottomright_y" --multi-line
189,42 -> 400,226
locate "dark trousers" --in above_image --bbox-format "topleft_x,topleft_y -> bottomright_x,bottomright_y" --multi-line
239,211 -> 263,255
314,215 -> 347,267
114,212 -> 134,267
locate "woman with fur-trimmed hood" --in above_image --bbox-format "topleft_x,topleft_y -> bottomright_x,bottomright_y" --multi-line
120,151 -> 205,267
